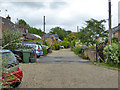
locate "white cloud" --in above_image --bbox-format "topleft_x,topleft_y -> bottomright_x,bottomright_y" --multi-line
0,0 -> 120,33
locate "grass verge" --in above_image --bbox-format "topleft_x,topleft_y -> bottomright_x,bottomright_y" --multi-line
94,62 -> 120,70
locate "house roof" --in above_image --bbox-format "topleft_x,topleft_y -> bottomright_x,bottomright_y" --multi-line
44,33 -> 61,41
112,25 -> 120,32
0,16 -> 19,31
53,34 -> 59,39
26,33 -> 40,40
23,41 -> 43,44
44,34 -> 54,40
32,34 -> 41,39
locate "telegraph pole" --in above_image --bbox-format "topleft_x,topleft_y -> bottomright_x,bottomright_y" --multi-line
108,0 -> 112,45
77,26 -> 79,32
43,16 -> 46,33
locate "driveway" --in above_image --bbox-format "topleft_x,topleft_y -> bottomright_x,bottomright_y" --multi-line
18,49 -> 118,88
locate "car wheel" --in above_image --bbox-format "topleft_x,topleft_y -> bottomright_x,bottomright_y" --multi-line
15,81 -> 21,87
37,55 -> 40,58
10,81 -> 21,88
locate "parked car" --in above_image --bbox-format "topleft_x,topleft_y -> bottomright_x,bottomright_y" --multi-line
60,45 -> 64,49
24,44 -> 43,58
1,50 -> 23,88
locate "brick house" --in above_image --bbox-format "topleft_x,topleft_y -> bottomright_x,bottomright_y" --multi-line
0,15 -> 20,31
112,25 -> 120,41
0,15 -> 22,46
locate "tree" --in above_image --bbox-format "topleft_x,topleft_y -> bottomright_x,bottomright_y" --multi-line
61,38 -> 70,48
50,27 -> 71,41
66,30 -> 72,35
18,19 -> 29,26
28,27 -> 44,36
66,32 -> 78,42
78,18 -> 108,46
17,19 -> 44,36
2,29 -> 22,50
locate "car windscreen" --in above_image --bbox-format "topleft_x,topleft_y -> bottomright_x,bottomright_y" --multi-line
1,52 -> 17,67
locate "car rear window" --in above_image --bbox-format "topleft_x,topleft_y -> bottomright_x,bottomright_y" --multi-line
25,44 -> 36,49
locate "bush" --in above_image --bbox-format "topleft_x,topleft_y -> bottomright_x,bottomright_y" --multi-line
74,46 -> 83,55
2,29 -> 22,50
55,44 -> 60,50
81,53 -> 90,60
43,40 -> 49,46
112,37 -> 118,43
36,42 -> 41,45
42,46 -> 47,56
74,47 -> 90,60
103,43 -> 119,66
71,40 -> 75,51
62,38 -> 70,48
51,45 -> 55,50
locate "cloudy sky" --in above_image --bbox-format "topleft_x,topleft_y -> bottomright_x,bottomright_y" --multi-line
0,0 -> 120,33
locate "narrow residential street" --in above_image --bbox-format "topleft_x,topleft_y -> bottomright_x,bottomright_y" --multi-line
19,49 -> 118,88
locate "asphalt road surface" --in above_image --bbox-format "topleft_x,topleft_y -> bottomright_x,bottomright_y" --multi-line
18,49 -> 118,88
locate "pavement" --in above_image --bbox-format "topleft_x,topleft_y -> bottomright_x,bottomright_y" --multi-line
18,48 -> 118,88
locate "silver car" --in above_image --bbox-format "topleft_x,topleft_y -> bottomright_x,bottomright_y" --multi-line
24,44 -> 43,58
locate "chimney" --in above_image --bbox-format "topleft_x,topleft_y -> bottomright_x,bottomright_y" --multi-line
6,15 -> 11,21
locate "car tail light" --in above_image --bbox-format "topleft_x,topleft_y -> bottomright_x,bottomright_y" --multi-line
18,67 -> 20,71
37,49 -> 40,52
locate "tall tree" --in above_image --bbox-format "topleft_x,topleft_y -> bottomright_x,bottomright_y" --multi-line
2,29 -> 22,50
28,27 -> 44,36
66,32 -> 78,42
18,19 -> 29,26
17,19 -> 44,36
78,18 -> 108,46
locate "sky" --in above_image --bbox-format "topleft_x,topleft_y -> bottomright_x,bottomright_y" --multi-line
0,0 -> 120,33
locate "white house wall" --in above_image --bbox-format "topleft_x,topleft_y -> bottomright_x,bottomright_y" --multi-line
0,17 -> 2,40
